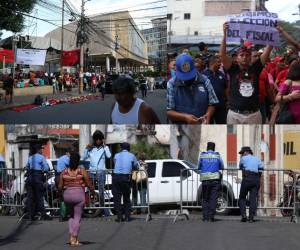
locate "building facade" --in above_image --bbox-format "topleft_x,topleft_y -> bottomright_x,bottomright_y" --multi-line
167,0 -> 268,48
44,11 -> 148,73
141,18 -> 167,71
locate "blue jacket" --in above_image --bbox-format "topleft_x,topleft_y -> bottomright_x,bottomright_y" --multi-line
198,150 -> 224,181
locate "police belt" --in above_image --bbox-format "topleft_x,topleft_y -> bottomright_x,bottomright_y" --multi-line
28,169 -> 44,174
242,170 -> 259,177
113,173 -> 131,177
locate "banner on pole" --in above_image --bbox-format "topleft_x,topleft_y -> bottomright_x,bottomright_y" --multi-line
16,49 -> 47,65
226,11 -> 280,46
0,49 -> 14,63
62,49 -> 80,66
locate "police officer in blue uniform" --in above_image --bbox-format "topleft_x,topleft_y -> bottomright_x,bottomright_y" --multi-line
55,148 -> 71,188
198,142 -> 224,222
25,144 -> 51,220
112,142 -> 138,222
238,146 -> 263,223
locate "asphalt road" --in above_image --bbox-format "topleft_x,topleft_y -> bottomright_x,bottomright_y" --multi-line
0,89 -> 167,124
0,215 -> 299,250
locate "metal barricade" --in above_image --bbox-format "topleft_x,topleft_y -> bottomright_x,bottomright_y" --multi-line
0,168 -> 152,222
84,169 -> 152,221
174,168 -> 299,223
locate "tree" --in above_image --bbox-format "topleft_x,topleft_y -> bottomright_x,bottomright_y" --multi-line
277,21 -> 300,54
131,139 -> 169,160
0,0 -> 37,33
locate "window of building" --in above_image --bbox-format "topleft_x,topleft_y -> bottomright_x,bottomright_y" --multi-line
194,31 -> 198,36
167,13 -> 173,20
184,13 -> 191,20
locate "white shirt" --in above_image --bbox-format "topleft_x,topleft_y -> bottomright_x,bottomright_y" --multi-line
111,98 -> 144,124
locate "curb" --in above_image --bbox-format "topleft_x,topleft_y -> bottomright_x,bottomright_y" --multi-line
0,102 -> 33,112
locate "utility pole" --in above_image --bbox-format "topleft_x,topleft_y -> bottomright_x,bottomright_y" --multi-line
115,34 -> 120,74
12,35 -> 18,79
79,125 -> 91,156
78,0 -> 90,94
60,0 -> 65,81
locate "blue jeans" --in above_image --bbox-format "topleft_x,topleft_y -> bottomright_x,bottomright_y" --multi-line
90,171 -> 109,216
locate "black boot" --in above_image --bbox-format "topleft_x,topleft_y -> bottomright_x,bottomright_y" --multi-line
241,216 -> 247,222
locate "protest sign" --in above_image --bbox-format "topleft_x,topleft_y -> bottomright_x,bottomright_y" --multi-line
226,11 -> 279,46
16,49 -> 47,66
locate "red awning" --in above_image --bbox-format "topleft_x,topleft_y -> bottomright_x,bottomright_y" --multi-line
62,49 -> 80,66
0,49 -> 14,63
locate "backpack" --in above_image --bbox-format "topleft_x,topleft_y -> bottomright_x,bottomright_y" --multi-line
34,95 -> 43,105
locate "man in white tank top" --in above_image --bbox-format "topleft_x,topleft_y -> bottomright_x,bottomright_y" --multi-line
111,76 -> 160,124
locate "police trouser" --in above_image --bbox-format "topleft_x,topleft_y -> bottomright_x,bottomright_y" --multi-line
202,180 -> 220,219
25,172 -> 46,217
112,174 -> 131,219
55,172 -> 61,189
239,175 -> 260,218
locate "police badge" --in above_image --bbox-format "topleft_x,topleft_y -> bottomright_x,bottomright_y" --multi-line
181,62 -> 191,72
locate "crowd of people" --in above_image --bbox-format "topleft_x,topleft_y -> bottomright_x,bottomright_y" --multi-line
166,23 -> 300,124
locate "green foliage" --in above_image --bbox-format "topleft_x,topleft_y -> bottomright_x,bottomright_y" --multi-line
277,21 -> 300,55
131,139 -> 169,160
0,0 -> 37,33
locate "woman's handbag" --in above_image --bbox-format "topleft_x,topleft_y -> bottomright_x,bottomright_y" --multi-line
136,164 -> 148,183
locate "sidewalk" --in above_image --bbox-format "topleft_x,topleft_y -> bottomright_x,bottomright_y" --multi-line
0,88 -> 96,111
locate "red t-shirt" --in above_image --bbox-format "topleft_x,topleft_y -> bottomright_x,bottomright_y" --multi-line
259,69 -> 268,103
276,69 -> 288,88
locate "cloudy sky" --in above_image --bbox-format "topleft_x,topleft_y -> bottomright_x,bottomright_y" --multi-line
2,0 -> 166,38
265,0 -> 300,22
1,0 -> 299,39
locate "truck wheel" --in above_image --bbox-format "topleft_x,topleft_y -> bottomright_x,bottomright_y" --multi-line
216,191 -> 230,215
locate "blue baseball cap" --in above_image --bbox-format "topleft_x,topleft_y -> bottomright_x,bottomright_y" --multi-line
175,54 -> 197,81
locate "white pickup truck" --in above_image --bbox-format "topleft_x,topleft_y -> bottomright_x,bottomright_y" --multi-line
145,159 -> 241,215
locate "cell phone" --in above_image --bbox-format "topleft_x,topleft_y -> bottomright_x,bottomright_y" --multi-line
197,117 -> 205,124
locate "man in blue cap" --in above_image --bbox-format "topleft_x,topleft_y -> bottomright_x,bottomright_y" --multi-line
166,53 -> 219,124
238,146 -> 263,223
198,142 -> 224,222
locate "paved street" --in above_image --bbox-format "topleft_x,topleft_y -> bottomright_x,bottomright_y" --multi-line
0,215 -> 299,250
0,89 -> 167,124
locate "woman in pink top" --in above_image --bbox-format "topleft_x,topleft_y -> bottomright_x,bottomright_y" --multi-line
58,152 -> 94,246
275,62 -> 300,124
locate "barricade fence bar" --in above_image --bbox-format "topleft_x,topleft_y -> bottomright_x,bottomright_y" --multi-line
0,168 -> 151,221
175,168 -> 299,223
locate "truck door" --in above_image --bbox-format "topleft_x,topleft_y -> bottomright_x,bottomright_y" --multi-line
161,161 -> 189,203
